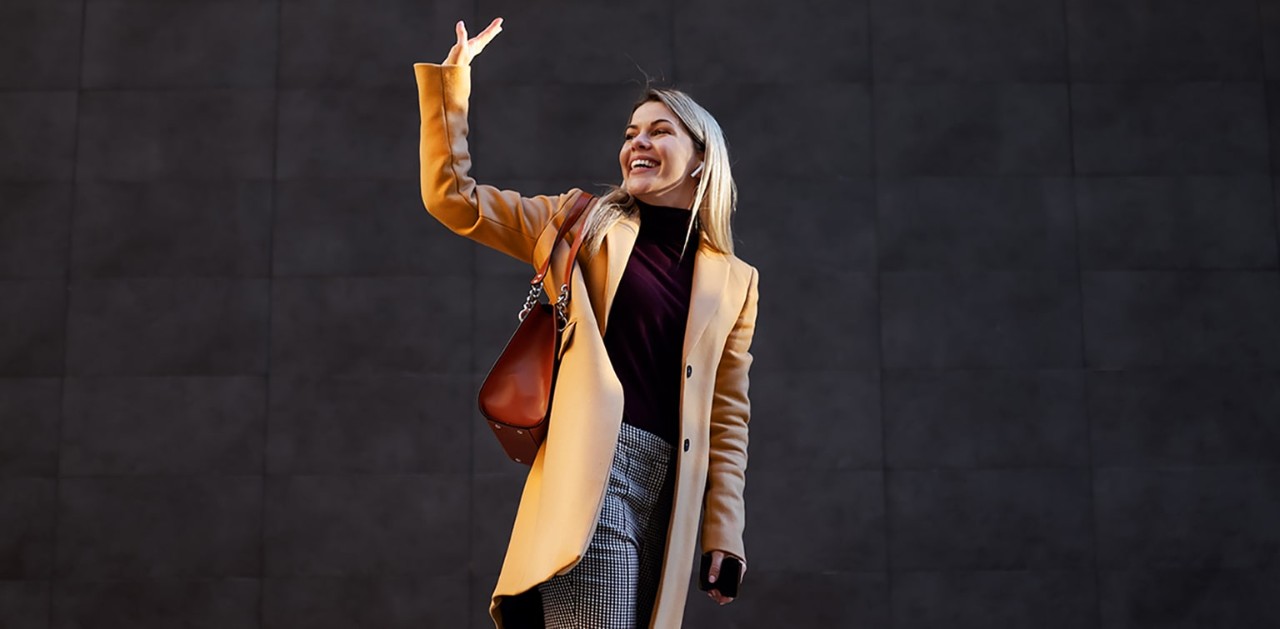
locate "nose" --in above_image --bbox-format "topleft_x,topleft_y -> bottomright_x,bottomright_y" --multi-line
630,133 -> 652,150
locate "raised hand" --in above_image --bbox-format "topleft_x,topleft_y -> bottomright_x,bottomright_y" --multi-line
443,18 -> 504,66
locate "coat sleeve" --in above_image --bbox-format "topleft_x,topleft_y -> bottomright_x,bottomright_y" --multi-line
700,266 -> 760,561
415,62 -> 577,264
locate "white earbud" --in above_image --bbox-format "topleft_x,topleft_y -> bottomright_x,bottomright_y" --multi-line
691,162 -> 704,178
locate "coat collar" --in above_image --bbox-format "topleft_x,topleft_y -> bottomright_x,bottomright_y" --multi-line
594,214 -> 730,360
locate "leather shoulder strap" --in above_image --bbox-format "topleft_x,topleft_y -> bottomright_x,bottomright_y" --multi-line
531,192 -> 594,286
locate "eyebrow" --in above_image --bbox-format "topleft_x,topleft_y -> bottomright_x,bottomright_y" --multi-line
625,118 -> 676,130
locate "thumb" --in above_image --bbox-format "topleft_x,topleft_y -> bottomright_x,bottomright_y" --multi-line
708,551 -> 723,583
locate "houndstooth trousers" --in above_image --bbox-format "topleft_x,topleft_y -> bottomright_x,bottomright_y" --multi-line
538,422 -> 677,629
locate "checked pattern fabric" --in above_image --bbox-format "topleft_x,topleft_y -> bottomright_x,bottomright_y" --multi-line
538,423 -> 677,628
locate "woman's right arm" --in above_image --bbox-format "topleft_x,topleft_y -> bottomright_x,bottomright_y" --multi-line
416,19 -> 574,265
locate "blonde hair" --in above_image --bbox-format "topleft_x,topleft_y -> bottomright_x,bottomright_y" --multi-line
580,87 -> 737,257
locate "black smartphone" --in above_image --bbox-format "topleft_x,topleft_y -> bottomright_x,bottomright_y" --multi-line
698,552 -> 742,598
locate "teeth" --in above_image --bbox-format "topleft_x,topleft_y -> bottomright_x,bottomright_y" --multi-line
631,159 -> 657,169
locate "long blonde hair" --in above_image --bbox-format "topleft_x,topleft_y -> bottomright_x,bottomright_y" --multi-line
580,87 -> 737,257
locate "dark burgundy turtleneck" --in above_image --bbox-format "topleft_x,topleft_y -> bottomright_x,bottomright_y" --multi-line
602,200 -> 697,446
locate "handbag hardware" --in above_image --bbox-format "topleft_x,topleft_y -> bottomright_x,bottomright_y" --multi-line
477,192 -> 595,465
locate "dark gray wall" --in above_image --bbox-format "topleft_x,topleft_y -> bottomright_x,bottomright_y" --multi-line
2,0 -> 1280,627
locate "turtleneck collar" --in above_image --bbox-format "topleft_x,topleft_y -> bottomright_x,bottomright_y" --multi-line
635,199 -> 696,245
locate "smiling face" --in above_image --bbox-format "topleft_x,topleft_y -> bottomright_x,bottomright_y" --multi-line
619,100 -> 703,209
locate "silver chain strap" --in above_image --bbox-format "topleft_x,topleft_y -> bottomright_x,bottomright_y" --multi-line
554,284 -> 571,331
517,284 -> 542,321
518,282 -> 572,332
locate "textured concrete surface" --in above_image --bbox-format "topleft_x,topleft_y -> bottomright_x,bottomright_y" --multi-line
2,0 -> 1279,627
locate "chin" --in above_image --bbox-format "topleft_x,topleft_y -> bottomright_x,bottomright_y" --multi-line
623,182 -> 649,198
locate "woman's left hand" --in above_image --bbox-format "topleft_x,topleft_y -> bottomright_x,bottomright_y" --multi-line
705,550 -> 746,606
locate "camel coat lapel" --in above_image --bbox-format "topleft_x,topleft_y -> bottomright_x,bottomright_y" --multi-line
589,213 -> 731,352
682,248 -> 730,360
597,214 -> 639,336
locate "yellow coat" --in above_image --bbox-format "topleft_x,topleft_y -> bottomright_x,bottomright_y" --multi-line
415,63 -> 759,628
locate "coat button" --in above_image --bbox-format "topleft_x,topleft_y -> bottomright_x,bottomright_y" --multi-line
683,438 -> 690,452
686,365 -> 693,378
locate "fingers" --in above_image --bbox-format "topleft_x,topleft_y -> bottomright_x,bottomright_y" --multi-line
469,17 -> 503,56
444,17 -> 502,66
707,550 -> 724,584
442,20 -> 466,65
704,551 -> 740,606
705,550 -> 728,604
477,17 -> 504,40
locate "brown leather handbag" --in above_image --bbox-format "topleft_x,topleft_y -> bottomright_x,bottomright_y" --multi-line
478,193 -> 595,465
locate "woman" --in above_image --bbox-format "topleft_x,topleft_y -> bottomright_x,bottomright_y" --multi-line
416,18 -> 760,628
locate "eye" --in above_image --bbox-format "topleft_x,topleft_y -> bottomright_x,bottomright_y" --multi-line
623,132 -> 636,141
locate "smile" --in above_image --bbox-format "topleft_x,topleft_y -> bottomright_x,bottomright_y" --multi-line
630,158 -> 658,172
